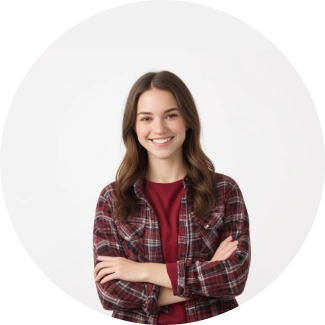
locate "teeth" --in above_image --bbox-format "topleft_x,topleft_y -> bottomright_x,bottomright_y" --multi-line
152,137 -> 172,144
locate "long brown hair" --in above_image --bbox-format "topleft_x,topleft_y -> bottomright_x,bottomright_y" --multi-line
114,70 -> 216,222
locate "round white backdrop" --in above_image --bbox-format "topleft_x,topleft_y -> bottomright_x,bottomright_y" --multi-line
1,1 -> 324,317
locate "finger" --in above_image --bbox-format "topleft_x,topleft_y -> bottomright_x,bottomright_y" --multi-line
219,236 -> 233,248
226,240 -> 239,248
100,273 -> 116,284
95,267 -> 115,282
223,242 -> 238,254
94,262 -> 105,274
95,267 -> 106,281
226,246 -> 238,258
94,261 -> 109,274
217,243 -> 238,259
230,246 -> 238,255
96,256 -> 115,261
220,245 -> 238,260
94,261 -> 115,275
218,240 -> 238,253
217,249 -> 236,261
222,240 -> 238,251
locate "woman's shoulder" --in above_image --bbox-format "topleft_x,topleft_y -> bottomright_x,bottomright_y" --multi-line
97,180 -> 117,203
214,172 -> 240,191
213,172 -> 248,205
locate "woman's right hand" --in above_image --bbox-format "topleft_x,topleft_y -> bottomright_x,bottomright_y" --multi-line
210,236 -> 238,262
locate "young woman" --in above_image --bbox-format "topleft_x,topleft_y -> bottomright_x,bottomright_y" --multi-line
93,71 -> 251,324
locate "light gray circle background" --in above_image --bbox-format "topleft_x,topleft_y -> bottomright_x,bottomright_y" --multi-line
1,0 -> 324,317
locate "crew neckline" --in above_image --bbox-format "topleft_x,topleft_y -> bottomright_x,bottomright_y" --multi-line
145,178 -> 184,185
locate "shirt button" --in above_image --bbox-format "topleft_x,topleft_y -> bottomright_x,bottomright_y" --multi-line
204,224 -> 210,229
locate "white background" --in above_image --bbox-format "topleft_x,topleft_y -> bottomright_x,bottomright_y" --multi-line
0,0 -> 325,319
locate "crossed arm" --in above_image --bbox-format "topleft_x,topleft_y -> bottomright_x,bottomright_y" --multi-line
93,183 -> 250,313
94,236 -> 238,306
155,237 -> 239,306
144,264 -> 183,306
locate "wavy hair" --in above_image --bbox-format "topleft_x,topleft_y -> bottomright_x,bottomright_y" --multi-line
114,70 -> 216,222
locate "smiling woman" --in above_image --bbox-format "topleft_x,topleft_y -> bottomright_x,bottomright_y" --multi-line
93,71 -> 251,325
135,88 -> 188,171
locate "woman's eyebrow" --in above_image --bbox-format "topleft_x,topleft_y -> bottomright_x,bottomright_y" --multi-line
137,108 -> 179,115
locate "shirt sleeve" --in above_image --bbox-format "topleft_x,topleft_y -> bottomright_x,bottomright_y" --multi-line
93,186 -> 162,314
173,182 -> 251,299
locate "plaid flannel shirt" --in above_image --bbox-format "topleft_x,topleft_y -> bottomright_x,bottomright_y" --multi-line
93,172 -> 251,324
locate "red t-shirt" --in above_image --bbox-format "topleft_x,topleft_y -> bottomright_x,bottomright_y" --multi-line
145,178 -> 188,325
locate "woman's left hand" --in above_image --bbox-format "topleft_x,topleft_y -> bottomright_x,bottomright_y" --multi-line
94,256 -> 146,284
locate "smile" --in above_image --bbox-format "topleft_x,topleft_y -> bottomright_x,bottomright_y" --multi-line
150,137 -> 174,145
150,137 -> 174,147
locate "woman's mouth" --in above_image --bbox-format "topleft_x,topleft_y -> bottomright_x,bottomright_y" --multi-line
149,137 -> 174,146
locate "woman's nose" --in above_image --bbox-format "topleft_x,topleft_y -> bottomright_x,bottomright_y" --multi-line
153,119 -> 167,133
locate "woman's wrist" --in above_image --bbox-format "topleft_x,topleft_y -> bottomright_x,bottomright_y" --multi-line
157,287 -> 190,306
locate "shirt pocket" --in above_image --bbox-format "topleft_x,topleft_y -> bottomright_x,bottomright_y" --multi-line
191,211 -> 224,257
116,220 -> 146,261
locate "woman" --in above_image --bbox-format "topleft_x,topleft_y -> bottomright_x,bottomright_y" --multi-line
93,71 -> 251,324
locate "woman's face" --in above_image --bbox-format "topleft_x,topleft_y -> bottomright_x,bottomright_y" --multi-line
135,88 -> 187,164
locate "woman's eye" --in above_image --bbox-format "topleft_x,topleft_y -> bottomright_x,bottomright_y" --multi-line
141,114 -> 177,122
